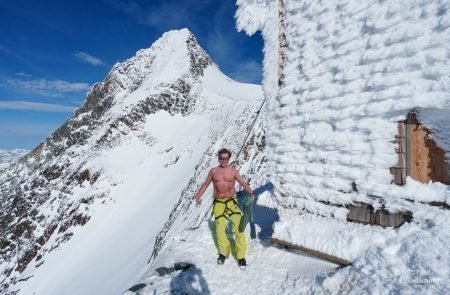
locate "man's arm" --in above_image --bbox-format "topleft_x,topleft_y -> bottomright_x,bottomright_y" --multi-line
234,169 -> 255,202
194,170 -> 213,204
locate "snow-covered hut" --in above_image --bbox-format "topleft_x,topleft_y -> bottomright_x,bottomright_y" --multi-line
236,0 -> 450,266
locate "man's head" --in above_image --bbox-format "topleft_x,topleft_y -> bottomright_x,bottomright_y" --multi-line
217,148 -> 231,167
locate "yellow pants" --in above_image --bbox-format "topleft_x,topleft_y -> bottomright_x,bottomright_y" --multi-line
213,196 -> 246,259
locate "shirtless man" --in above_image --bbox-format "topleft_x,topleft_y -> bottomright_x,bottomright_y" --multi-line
194,148 -> 254,268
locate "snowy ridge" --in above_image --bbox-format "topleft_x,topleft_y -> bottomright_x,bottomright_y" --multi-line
0,29 -> 264,295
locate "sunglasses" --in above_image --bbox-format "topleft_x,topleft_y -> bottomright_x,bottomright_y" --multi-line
218,156 -> 230,161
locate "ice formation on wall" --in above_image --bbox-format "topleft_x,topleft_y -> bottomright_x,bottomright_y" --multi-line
237,0 -> 450,213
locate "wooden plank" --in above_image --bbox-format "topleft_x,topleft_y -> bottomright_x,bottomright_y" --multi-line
400,152 -> 406,184
347,202 -> 371,224
271,237 -> 352,266
391,121 -> 407,185
397,167 -> 403,184
347,202 -> 412,227
398,122 -> 406,153
374,210 -> 402,228
389,167 -> 403,185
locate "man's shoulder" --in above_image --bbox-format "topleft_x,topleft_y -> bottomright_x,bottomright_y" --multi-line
228,166 -> 238,175
210,167 -> 221,173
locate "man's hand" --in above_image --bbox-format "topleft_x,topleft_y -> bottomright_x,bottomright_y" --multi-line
235,169 -> 255,203
194,170 -> 212,206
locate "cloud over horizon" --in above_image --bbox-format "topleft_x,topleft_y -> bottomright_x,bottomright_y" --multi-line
6,79 -> 92,97
74,51 -> 106,66
0,100 -> 76,112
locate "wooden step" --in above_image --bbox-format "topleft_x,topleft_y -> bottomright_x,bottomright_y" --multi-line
271,237 -> 352,267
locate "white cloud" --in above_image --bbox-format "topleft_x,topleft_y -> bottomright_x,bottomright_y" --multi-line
74,51 -> 105,66
6,79 -> 91,97
0,100 -> 76,112
16,72 -> 33,77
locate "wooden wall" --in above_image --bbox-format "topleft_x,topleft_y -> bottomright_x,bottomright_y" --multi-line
409,113 -> 450,184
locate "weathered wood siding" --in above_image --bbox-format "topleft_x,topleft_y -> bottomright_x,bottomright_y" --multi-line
409,113 -> 450,184
390,121 -> 407,185
390,111 -> 449,185
347,202 -> 412,228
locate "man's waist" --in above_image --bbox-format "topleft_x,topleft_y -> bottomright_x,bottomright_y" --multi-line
214,194 -> 236,200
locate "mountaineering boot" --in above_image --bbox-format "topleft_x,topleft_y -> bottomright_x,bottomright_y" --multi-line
217,254 -> 226,265
238,258 -> 247,270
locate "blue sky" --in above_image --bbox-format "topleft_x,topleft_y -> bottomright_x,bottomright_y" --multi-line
0,0 -> 263,150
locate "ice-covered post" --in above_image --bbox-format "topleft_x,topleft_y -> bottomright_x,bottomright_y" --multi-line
278,0 -> 286,88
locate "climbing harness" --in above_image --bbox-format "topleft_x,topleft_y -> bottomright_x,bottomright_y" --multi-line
213,197 -> 242,220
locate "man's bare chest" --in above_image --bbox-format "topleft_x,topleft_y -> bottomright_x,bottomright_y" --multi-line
212,170 -> 234,183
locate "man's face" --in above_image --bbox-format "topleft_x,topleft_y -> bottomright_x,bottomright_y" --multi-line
218,153 -> 230,167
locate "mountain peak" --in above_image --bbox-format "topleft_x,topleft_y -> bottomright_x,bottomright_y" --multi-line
138,28 -> 212,81
76,29 -> 211,116
159,28 -> 192,42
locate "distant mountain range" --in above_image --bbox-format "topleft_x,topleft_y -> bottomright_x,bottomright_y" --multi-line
0,149 -> 28,170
